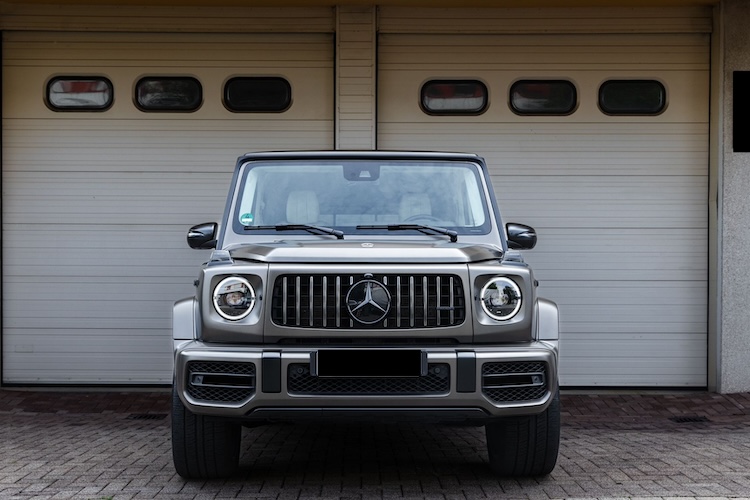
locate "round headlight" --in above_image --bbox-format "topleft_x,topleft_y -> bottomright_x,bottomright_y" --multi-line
213,277 -> 255,321
480,277 -> 522,321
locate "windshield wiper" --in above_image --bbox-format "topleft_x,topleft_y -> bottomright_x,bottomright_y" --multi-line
244,224 -> 344,240
356,224 -> 458,243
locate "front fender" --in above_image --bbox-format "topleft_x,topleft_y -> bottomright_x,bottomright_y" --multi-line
536,298 -> 559,342
173,297 -> 198,348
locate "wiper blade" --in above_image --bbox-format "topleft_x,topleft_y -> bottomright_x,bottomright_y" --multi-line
357,224 -> 458,243
244,224 -> 344,239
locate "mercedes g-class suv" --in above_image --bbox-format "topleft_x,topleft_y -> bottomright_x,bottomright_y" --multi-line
172,151 -> 560,479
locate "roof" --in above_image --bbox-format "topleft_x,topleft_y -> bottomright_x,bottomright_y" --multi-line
238,150 -> 483,162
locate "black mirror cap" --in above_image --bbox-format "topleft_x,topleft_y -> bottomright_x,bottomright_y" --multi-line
506,223 -> 537,250
187,222 -> 218,249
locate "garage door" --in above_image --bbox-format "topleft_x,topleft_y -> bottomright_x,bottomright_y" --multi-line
378,32 -> 709,386
2,31 -> 334,383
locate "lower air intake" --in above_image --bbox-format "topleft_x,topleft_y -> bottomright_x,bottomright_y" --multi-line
481,361 -> 548,404
288,363 -> 450,395
186,361 -> 256,404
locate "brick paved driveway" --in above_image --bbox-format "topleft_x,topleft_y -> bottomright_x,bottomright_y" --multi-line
2,389 -> 750,499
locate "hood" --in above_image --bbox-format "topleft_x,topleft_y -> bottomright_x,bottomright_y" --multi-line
225,239 -> 503,264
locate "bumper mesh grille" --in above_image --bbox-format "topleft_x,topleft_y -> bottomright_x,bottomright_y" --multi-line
271,273 -> 465,329
186,361 -> 256,403
288,363 -> 450,395
481,361 -> 548,404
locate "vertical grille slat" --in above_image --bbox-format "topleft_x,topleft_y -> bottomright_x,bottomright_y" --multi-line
422,276 -> 428,327
335,276 -> 341,328
322,276 -> 328,328
383,276 -> 389,328
295,276 -> 301,326
449,276 -> 455,324
282,277 -> 288,324
435,276 -> 443,326
409,276 -> 417,328
396,276 -> 402,328
309,276 -> 314,327
272,273 -> 465,329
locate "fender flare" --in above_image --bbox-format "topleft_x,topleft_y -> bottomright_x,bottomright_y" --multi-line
536,298 -> 559,342
173,297 -> 198,346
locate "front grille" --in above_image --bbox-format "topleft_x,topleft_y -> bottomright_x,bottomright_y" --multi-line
481,361 -> 548,404
288,363 -> 450,395
271,273 -> 465,329
186,361 -> 256,403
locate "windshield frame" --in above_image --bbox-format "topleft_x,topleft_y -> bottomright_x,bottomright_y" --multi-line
227,158 -> 492,238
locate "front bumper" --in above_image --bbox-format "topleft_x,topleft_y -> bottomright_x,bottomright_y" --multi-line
173,341 -> 558,422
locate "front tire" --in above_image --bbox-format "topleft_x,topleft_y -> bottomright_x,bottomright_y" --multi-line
485,390 -> 560,477
171,388 -> 241,479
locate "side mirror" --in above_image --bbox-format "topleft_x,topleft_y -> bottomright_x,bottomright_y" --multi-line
187,222 -> 218,249
506,223 -> 537,250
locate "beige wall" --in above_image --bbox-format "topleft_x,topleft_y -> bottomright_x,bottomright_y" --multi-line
0,0 -> 736,388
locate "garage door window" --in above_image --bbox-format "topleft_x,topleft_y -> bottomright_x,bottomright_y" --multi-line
224,77 -> 292,112
135,77 -> 202,112
46,77 -> 113,111
420,80 -> 488,115
599,80 -> 666,115
510,80 -> 577,115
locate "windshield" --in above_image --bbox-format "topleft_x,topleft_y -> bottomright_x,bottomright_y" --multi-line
231,159 -> 491,237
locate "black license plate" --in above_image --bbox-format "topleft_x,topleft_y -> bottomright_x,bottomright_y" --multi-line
316,350 -> 423,378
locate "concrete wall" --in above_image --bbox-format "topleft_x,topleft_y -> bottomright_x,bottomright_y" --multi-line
718,0 -> 750,393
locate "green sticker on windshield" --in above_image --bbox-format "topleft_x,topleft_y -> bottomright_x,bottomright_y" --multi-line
240,213 -> 254,225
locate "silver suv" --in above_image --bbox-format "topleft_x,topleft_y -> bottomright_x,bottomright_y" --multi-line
171,151 -> 560,479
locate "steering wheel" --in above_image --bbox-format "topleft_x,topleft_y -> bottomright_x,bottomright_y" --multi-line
404,214 -> 442,224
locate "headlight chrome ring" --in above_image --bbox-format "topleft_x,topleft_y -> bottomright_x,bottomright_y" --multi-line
213,276 -> 256,321
480,277 -> 522,321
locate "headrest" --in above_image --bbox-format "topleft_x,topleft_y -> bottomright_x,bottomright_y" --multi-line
399,193 -> 431,220
286,190 -> 320,224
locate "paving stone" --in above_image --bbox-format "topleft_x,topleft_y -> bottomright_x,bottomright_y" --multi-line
3,389 -> 750,498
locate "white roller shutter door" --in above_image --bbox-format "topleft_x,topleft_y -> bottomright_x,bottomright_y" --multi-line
378,32 -> 709,386
2,31 -> 334,383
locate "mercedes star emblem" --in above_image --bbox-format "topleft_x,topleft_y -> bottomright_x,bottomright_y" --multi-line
346,279 -> 391,324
